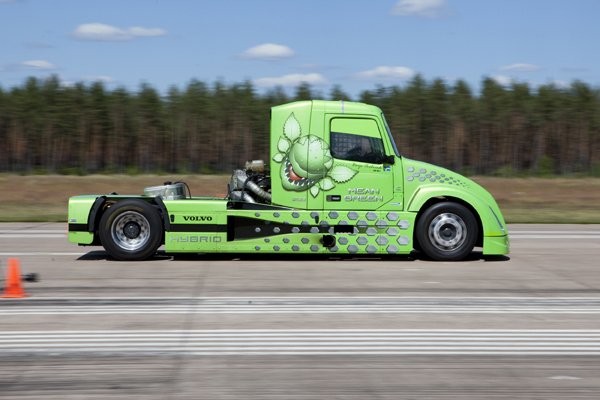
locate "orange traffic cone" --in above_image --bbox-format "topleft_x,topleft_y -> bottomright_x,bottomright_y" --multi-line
2,258 -> 27,298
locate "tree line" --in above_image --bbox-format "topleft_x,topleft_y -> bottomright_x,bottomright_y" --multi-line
0,75 -> 599,176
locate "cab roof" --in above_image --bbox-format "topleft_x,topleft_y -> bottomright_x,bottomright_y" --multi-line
272,100 -> 383,116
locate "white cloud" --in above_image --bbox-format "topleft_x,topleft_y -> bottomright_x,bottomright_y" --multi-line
242,43 -> 294,60
254,73 -> 327,87
73,23 -> 166,41
391,0 -> 446,17
73,23 -> 129,41
500,63 -> 541,72
492,75 -> 512,86
22,60 -> 55,70
128,26 -> 166,37
356,66 -> 415,81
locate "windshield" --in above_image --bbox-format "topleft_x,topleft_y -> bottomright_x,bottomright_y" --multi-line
382,113 -> 400,157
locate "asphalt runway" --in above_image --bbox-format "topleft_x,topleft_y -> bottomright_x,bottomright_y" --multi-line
1,223 -> 599,399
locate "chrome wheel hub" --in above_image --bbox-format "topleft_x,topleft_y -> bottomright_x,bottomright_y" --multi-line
111,211 -> 150,251
428,213 -> 467,252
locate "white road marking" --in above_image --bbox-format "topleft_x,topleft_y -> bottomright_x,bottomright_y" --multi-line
0,230 -> 66,239
2,297 -> 600,315
548,376 -> 582,380
0,230 -> 66,234
0,329 -> 598,356
4,308 -> 600,315
0,234 -> 66,238
510,235 -> 600,239
506,229 -> 600,239
509,230 -> 600,234
13,296 -> 600,300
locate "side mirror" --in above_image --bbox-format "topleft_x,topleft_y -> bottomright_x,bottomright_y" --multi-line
384,155 -> 395,165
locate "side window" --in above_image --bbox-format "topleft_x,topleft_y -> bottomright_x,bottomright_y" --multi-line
329,118 -> 386,164
331,132 -> 385,164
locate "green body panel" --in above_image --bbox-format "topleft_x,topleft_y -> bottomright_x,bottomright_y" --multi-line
164,198 -> 228,252
162,196 -> 416,254
401,159 -> 509,253
69,231 -> 94,245
67,195 -> 97,244
67,100 -> 509,257
483,235 -> 510,255
67,195 -> 97,224
164,207 -> 416,255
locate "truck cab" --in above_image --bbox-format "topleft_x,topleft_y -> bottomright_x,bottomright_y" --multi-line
268,101 -> 400,212
68,100 -> 509,261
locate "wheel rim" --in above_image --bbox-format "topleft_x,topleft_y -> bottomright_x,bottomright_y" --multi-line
110,211 -> 151,251
428,212 -> 467,252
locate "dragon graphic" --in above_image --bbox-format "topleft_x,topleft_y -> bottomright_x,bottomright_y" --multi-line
272,113 -> 358,197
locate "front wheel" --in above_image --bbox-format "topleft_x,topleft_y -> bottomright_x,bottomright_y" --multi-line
98,200 -> 163,261
415,202 -> 478,261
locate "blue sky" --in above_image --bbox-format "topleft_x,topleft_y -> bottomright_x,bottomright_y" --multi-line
1,0 -> 599,97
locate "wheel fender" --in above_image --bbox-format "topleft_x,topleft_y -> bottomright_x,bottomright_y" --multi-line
406,185 -> 503,238
87,196 -> 106,232
152,196 -> 171,231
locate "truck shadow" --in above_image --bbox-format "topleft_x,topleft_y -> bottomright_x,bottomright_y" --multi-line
77,250 -> 509,263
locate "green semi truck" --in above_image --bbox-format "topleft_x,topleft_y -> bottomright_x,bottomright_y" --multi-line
68,100 -> 509,261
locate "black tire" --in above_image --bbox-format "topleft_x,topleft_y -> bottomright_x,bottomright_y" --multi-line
415,202 -> 478,261
98,199 -> 163,261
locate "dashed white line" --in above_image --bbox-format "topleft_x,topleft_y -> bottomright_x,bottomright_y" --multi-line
0,234 -> 66,238
3,297 -> 600,315
1,329 -> 598,356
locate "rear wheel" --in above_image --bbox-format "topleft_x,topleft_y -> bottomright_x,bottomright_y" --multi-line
416,202 -> 478,261
99,200 -> 163,261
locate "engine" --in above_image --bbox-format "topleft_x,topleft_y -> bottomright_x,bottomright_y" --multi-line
227,160 -> 271,204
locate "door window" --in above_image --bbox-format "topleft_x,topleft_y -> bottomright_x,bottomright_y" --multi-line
330,132 -> 385,164
329,117 -> 386,164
